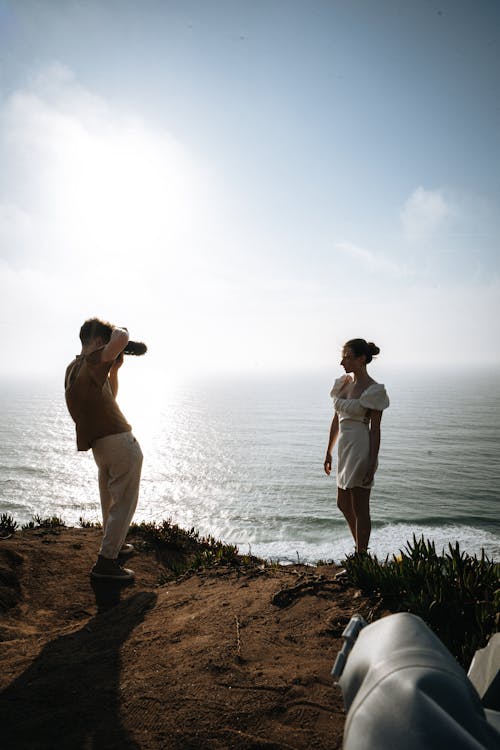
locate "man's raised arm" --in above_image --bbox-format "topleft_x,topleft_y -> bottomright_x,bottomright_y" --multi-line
101,327 -> 129,362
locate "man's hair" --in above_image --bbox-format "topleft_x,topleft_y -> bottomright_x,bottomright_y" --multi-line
79,318 -> 114,346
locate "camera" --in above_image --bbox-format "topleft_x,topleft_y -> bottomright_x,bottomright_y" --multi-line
123,340 -> 147,356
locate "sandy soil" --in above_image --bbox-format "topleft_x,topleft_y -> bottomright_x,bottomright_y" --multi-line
0,528 -> 383,750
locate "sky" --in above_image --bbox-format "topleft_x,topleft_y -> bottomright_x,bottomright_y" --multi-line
0,0 -> 499,380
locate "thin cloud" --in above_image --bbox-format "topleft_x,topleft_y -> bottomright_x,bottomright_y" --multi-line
0,203 -> 34,263
401,186 -> 451,242
334,241 -> 406,276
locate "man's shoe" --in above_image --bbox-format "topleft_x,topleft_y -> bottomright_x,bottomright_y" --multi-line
91,556 -> 135,581
118,543 -> 135,558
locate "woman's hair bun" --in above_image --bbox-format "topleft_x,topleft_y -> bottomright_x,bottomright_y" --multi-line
345,338 -> 380,364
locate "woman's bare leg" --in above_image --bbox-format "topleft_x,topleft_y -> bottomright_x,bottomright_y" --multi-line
351,486 -> 371,552
337,487 -> 357,543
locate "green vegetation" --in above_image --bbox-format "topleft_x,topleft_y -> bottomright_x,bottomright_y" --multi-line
129,519 -> 240,575
21,515 -> 67,530
343,535 -> 499,667
0,513 -> 18,537
78,517 -> 102,529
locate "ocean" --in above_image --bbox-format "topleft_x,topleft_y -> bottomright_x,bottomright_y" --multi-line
1,369 -> 499,563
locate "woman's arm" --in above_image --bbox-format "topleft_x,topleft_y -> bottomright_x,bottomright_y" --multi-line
324,413 -> 339,476
363,410 -> 382,485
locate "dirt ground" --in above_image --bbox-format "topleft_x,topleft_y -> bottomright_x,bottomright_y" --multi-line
0,528 -> 382,750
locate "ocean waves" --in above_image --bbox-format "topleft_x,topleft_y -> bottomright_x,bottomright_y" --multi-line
0,371 -> 499,563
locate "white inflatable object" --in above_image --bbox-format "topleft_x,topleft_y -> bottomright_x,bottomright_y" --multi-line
335,613 -> 500,750
468,633 -> 500,700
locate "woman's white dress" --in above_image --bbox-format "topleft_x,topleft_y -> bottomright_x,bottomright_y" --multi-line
330,375 -> 390,489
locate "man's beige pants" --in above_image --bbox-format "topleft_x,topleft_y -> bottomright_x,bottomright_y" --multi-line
92,431 -> 143,559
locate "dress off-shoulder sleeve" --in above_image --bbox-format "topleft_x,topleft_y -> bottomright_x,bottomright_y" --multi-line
359,384 -> 390,411
330,375 -> 352,398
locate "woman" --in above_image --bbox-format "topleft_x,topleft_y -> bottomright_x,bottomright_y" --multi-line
324,338 -> 389,553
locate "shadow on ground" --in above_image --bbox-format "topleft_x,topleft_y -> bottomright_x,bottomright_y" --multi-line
0,591 -> 157,750
91,574 -> 136,612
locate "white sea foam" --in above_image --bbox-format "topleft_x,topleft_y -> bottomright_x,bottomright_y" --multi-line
226,523 -> 500,565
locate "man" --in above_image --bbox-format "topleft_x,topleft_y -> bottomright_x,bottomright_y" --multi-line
65,318 -> 143,580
